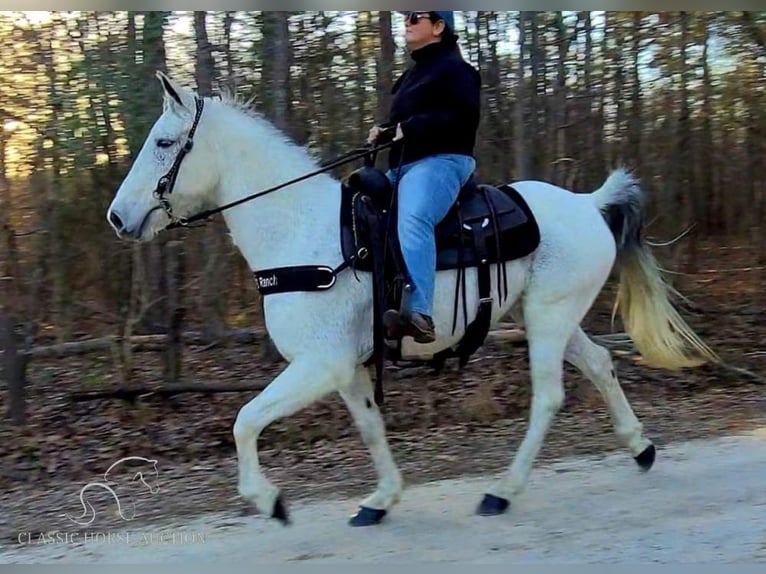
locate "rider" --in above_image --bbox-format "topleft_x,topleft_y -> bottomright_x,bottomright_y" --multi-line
369,11 -> 481,344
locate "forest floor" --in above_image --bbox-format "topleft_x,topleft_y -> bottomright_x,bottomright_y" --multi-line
0,241 -> 764,558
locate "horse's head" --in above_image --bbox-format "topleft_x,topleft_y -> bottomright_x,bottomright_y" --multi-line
104,456 -> 161,495
107,71 -> 219,242
135,460 -> 160,495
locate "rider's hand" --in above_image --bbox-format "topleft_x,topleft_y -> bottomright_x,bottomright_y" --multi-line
368,126 -> 383,144
368,124 -> 404,145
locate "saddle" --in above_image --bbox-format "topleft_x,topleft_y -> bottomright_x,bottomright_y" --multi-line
339,160 -> 541,392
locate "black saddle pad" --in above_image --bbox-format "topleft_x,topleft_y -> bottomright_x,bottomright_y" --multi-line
340,172 -> 540,273
434,179 -> 540,270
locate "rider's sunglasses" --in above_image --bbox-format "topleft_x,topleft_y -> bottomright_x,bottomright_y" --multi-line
405,12 -> 435,25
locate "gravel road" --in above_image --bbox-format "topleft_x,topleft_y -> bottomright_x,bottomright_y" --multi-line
3,429 -> 766,564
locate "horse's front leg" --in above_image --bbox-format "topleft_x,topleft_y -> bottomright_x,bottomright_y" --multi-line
340,367 -> 403,527
233,354 -> 355,524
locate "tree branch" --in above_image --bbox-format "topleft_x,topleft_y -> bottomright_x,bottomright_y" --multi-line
0,328 -> 266,360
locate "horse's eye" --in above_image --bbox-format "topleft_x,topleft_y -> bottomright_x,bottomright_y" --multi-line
156,139 -> 175,149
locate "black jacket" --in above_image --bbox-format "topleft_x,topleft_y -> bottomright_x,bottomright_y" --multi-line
384,41 -> 481,170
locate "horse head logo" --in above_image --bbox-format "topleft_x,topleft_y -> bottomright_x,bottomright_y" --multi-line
64,456 -> 160,527
105,456 -> 160,495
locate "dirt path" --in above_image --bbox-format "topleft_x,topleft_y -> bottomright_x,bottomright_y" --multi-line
4,428 -> 766,564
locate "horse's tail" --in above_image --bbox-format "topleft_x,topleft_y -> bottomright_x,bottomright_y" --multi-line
591,168 -> 718,370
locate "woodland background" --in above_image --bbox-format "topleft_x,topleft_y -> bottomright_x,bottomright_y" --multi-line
0,11 -> 765,535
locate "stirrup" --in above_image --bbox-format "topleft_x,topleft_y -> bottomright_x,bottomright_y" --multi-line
383,283 -> 413,339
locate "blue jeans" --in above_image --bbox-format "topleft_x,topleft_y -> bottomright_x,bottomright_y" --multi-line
386,154 -> 476,317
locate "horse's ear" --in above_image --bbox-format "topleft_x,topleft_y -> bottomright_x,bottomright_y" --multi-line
156,70 -> 194,114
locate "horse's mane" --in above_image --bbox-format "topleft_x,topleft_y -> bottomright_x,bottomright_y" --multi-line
214,89 -> 323,173
217,88 -> 261,122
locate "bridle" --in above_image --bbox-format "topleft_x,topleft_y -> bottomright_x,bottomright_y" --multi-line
152,96 -> 205,227
150,95 -> 396,232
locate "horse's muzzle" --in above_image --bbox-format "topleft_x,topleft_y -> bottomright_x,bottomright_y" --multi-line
108,205 -> 163,241
107,208 -> 127,237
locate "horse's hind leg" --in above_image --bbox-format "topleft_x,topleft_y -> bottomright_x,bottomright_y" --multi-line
565,327 -> 655,469
478,298 -> 577,516
340,367 -> 403,527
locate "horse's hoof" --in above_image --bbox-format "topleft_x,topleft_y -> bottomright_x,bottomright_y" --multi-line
477,494 -> 510,516
272,494 -> 291,525
635,444 -> 656,472
349,506 -> 387,527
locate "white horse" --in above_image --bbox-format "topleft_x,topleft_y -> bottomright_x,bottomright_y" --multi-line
106,72 -> 717,527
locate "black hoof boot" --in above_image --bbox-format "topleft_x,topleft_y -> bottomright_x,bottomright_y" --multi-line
349,506 -> 387,527
477,494 -> 510,516
635,444 -> 656,472
272,494 -> 291,525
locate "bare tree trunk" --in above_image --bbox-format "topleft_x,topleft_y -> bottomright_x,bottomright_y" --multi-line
613,19 -> 626,167
0,135 -> 20,307
222,12 -> 235,90
742,13 -> 766,300
194,11 -> 215,96
318,12 -> 340,162
582,11 -> 598,189
262,11 -> 291,133
163,242 -> 184,384
258,11 -> 292,363
0,313 -> 26,426
514,12 -> 531,179
125,12 -> 140,159
0,132 -> 25,426
678,12 -> 698,274
376,11 -> 395,125
195,11 -> 228,341
115,245 -> 143,385
480,12 -> 506,182
553,12 -> 570,186
596,13 -> 609,180
355,11 -> 369,142
529,12 -> 543,179
628,12 -> 643,167
35,23 -> 70,341
138,11 -> 170,334
700,17 -> 717,236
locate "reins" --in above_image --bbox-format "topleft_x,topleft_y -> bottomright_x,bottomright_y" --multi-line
157,96 -> 397,231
